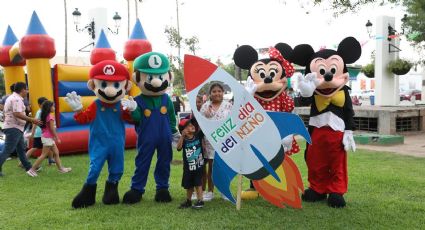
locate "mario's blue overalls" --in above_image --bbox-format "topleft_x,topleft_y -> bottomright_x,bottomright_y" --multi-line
86,99 -> 125,185
130,94 -> 173,193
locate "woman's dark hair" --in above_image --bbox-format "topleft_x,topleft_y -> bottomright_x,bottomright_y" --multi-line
208,82 -> 224,94
37,97 -> 48,105
40,100 -> 54,128
13,82 -> 27,93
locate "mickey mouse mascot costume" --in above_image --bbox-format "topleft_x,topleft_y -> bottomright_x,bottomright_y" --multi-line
292,37 -> 361,208
66,60 -> 132,208
233,43 -> 300,199
121,52 -> 179,204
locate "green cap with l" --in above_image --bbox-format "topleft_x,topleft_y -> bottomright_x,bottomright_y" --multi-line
133,52 -> 170,74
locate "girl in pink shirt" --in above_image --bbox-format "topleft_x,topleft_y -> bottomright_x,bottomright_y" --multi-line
28,101 -> 71,175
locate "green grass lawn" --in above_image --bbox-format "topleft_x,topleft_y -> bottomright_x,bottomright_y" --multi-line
1,146 -> 424,229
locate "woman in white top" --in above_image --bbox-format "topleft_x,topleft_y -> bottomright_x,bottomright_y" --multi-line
199,82 -> 232,201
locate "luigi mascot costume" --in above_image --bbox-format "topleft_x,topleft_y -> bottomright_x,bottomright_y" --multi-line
65,60 -> 133,208
121,52 -> 180,204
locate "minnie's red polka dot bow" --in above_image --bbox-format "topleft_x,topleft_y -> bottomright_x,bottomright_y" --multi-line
268,47 -> 295,78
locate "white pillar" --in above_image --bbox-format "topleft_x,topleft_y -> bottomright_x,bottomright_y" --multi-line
375,16 -> 400,106
89,7 -> 108,43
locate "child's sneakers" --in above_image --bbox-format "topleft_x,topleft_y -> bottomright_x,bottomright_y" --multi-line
26,169 -> 38,177
58,167 -> 72,173
48,158 -> 56,166
203,191 -> 214,201
178,199 -> 192,209
192,200 -> 204,209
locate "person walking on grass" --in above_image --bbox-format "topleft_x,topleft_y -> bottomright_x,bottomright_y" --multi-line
20,97 -> 55,168
0,82 -> 42,177
27,100 -> 71,176
176,119 -> 205,209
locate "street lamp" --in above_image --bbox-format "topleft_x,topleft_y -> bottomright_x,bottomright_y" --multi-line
72,8 -> 121,51
365,20 -> 373,38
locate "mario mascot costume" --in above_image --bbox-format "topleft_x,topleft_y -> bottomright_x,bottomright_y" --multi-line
66,60 -> 132,208
121,52 -> 180,204
233,43 -> 300,200
292,37 -> 361,208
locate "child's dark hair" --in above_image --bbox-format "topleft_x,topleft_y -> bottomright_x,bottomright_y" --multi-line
40,100 -> 54,128
37,97 -> 48,105
208,82 -> 224,94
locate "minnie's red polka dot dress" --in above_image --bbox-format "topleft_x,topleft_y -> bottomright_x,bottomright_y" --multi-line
255,91 -> 300,156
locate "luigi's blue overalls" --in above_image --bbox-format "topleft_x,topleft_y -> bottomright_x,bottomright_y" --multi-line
75,99 -> 126,185
130,94 -> 177,194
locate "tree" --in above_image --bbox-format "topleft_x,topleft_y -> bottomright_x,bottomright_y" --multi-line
222,63 -> 249,82
313,0 -> 425,52
164,26 -> 183,65
0,70 -> 5,96
184,36 -> 200,55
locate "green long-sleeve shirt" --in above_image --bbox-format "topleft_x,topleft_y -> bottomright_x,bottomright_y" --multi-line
130,94 -> 177,134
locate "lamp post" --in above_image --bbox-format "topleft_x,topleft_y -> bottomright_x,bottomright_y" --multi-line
71,8 -> 121,52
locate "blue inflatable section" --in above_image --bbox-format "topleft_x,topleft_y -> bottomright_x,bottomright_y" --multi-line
60,112 -> 79,127
58,81 -> 94,97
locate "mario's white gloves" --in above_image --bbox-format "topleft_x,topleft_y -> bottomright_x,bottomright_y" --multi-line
282,135 -> 293,152
297,72 -> 321,97
343,130 -> 356,152
172,132 -> 181,148
244,77 -> 258,95
121,96 -> 137,112
64,91 -> 83,111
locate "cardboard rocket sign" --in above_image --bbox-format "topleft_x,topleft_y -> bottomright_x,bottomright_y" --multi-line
184,55 -> 311,208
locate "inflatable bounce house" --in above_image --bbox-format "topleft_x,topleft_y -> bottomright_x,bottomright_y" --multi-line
0,11 -> 152,155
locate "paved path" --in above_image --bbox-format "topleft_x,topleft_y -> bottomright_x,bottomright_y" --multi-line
357,133 -> 425,158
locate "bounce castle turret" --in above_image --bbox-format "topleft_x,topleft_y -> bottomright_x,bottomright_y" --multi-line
124,19 -> 152,96
20,12 -> 56,116
90,30 -> 116,65
0,26 -> 26,95
0,11 -> 152,155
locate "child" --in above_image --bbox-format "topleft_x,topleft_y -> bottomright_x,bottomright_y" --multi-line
23,97 -> 55,166
176,119 -> 204,209
200,83 -> 232,201
27,100 -> 71,176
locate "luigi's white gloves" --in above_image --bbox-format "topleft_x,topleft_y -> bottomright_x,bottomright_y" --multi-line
343,130 -> 356,152
282,135 -> 294,152
121,96 -> 137,112
172,132 -> 181,148
297,72 -> 321,97
65,91 -> 83,111
244,77 -> 258,95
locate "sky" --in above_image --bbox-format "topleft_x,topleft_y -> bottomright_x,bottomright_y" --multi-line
0,0 -> 420,66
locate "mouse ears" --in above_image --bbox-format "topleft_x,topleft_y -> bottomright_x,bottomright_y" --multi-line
337,37 -> 362,64
291,44 -> 315,67
233,45 -> 258,70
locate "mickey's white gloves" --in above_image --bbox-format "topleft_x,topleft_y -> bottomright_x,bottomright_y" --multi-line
244,77 -> 258,95
64,91 -> 83,111
121,96 -> 137,112
297,72 -> 321,97
282,135 -> 293,152
172,132 -> 181,148
343,130 -> 356,152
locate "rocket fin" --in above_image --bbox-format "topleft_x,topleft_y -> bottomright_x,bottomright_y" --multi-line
212,152 -> 237,204
267,111 -> 312,144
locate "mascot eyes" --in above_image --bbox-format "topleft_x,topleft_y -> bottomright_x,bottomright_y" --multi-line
330,65 -> 338,74
269,68 -> 278,78
148,75 -> 153,82
114,82 -> 120,89
101,81 -> 107,89
255,68 -> 266,78
159,75 -> 163,81
319,66 -> 326,75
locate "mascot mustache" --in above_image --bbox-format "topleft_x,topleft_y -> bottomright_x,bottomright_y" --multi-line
144,80 -> 169,93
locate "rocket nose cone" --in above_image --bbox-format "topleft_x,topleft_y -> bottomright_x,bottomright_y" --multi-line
184,55 -> 218,93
